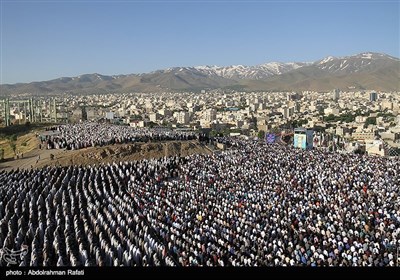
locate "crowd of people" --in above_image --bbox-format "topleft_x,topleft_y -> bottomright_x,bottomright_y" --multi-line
0,137 -> 399,266
39,123 -> 197,150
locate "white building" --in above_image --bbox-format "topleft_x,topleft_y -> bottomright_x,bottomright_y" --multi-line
105,112 -> 114,120
205,109 -> 217,122
149,113 -> 160,122
381,101 -> 393,111
355,116 -> 367,123
279,106 -> 295,119
365,140 -> 385,156
332,89 -> 340,101
158,108 -> 172,117
324,107 -> 340,115
177,111 -> 190,124
129,120 -> 145,128
86,109 -> 96,121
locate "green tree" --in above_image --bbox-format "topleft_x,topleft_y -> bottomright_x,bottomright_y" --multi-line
364,117 -> 377,128
271,127 -> 280,134
9,134 -> 18,142
147,121 -> 157,128
8,134 -> 18,155
291,119 -> 308,128
324,114 -> 335,122
258,130 -> 265,139
10,143 -> 17,155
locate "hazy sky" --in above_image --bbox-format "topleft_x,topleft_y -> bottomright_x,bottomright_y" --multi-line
1,0 -> 399,84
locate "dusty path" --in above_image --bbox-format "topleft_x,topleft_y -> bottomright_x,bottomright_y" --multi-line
0,147 -> 64,171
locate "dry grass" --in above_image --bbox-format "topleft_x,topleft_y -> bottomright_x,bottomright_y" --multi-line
0,133 -> 39,159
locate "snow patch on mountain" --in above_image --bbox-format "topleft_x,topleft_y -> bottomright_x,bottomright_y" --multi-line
319,56 -> 335,64
147,52 -> 398,80
189,62 -> 309,80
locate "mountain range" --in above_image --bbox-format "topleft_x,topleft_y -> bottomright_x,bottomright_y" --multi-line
1,52 -> 399,96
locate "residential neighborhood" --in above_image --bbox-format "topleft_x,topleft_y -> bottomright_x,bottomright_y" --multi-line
1,89 -> 399,156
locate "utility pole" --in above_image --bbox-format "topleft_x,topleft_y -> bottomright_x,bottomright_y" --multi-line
5,98 -> 10,126
28,98 -> 34,123
53,97 -> 57,123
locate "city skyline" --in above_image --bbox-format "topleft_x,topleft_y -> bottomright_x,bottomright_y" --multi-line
1,0 -> 399,84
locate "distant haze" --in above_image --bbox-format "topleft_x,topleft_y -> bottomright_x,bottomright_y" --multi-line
1,1 -> 399,84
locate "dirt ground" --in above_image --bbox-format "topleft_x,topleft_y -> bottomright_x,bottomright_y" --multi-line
0,140 -> 212,171
0,133 -> 39,159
